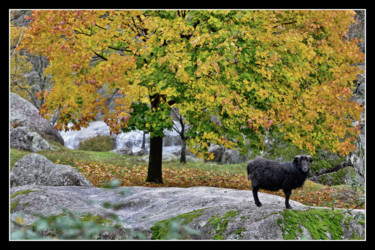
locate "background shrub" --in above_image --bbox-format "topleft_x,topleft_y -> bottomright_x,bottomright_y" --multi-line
78,136 -> 115,152
263,130 -> 346,176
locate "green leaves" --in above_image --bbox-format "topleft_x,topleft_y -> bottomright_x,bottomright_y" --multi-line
12,207 -> 117,240
123,101 -> 173,138
122,102 -> 149,133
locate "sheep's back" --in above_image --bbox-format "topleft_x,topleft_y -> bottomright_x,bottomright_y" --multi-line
247,158 -> 293,190
247,158 -> 287,172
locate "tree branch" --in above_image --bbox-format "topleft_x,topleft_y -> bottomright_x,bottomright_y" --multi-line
131,16 -> 149,39
105,88 -> 120,106
73,28 -> 92,36
93,51 -> 108,61
12,80 -> 39,108
108,45 -> 133,53
10,26 -> 24,58
94,24 -> 107,30
10,10 -> 27,22
167,100 -> 176,106
312,160 -> 353,177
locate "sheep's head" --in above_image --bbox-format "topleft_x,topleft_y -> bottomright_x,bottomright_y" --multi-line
293,154 -> 312,173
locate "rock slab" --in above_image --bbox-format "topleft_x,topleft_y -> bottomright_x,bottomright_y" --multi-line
10,185 -> 365,240
10,92 -> 64,145
10,126 -> 52,152
10,154 -> 93,187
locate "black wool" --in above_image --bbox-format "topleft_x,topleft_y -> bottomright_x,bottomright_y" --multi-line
246,154 -> 312,209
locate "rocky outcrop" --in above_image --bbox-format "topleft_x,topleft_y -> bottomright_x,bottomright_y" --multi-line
10,126 -> 52,152
348,10 -> 365,54
208,145 -> 249,164
10,185 -> 365,240
347,10 -> 365,186
10,92 -> 64,145
111,147 -> 134,156
139,152 -> 178,162
349,64 -> 366,186
10,154 -> 93,187
111,147 -> 148,156
60,121 -> 183,155
60,121 -> 113,149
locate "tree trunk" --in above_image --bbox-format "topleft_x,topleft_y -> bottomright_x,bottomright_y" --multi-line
146,135 -> 163,183
141,131 -> 146,150
219,146 -> 226,165
146,93 -> 165,183
180,137 -> 187,164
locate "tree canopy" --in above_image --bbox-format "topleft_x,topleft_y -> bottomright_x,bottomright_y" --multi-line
19,10 -> 364,182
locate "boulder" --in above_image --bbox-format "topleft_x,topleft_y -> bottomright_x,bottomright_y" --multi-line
60,121 -> 112,149
29,132 -> 52,152
186,155 -> 204,163
348,135 -> 365,186
163,129 -> 181,147
10,185 -> 365,240
135,148 -> 148,156
60,121 -> 182,155
10,154 -> 93,187
208,145 -> 247,164
10,92 -> 64,145
161,153 -> 178,161
114,129 -> 149,152
10,126 -> 52,152
111,147 -> 148,157
352,71 -> 365,106
111,147 -> 134,156
139,152 -> 178,162
348,70 -> 365,186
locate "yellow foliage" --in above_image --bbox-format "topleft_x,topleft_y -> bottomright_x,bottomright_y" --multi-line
16,217 -> 24,225
19,10 -> 364,157
10,25 -> 33,100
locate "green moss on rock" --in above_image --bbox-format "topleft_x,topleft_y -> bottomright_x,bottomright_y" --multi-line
10,189 -> 38,199
234,228 -> 246,239
10,200 -> 20,213
79,213 -> 114,225
150,209 -> 205,240
10,189 -> 39,213
277,209 -> 348,240
206,210 -> 241,240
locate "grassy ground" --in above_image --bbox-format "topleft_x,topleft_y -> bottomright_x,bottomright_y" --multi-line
9,142 -> 365,210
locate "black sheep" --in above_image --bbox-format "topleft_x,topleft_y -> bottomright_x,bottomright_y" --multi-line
246,154 -> 312,209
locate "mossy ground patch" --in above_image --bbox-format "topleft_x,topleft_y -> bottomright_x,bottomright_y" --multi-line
277,208 -> 364,240
150,209 -> 205,240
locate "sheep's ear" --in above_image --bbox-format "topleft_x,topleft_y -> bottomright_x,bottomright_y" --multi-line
307,155 -> 313,162
293,155 -> 301,162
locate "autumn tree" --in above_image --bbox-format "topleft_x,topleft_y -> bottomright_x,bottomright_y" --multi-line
10,10 -> 33,101
11,10 -> 53,110
19,10 -> 364,183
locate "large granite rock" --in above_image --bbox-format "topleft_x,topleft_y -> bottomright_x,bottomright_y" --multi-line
10,92 -> 64,145
208,145 -> 248,164
10,126 -> 52,152
60,121 -> 182,155
59,121 -> 112,149
10,153 -> 93,187
10,185 -> 365,240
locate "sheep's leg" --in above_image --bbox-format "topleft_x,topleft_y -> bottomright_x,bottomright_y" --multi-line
252,187 -> 262,207
284,190 -> 292,209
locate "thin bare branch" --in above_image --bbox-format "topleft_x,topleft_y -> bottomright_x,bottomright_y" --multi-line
10,26 -> 24,58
